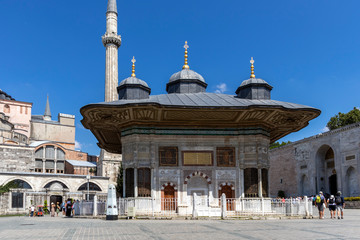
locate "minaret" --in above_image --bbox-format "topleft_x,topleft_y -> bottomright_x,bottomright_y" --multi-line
102,0 -> 121,102
44,95 -> 51,121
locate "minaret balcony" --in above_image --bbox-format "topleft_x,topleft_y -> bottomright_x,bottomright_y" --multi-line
102,33 -> 121,47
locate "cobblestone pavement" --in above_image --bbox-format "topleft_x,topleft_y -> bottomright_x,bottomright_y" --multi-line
0,209 -> 359,240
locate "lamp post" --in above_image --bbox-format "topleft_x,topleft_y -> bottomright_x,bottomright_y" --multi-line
86,174 -> 90,201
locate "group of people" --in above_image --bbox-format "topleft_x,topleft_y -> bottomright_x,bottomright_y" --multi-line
50,202 -> 61,217
314,191 -> 345,219
29,199 -> 76,217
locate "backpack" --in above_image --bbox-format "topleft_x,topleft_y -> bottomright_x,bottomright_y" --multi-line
329,197 -> 335,204
335,196 -> 342,205
316,195 -> 322,203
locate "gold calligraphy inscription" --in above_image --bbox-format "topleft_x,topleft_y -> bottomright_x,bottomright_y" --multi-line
183,151 -> 213,166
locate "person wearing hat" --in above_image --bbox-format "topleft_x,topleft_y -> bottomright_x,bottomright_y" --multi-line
327,195 -> 336,219
315,191 -> 326,219
50,202 -> 56,217
335,191 -> 345,219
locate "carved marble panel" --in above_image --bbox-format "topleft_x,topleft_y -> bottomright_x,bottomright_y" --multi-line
216,170 -> 236,180
159,169 -> 180,181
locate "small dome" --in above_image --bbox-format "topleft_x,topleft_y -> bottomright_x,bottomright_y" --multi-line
169,69 -> 205,83
239,78 -> 269,87
118,77 -> 151,100
119,77 -> 149,88
236,78 -> 273,100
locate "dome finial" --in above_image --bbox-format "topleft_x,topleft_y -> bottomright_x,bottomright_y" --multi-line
182,41 -> 190,69
131,56 -> 136,77
250,57 -> 255,78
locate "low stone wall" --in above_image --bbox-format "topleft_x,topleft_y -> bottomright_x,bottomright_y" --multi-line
345,201 -> 360,209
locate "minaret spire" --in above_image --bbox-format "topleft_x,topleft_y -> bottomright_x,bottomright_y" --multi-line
250,57 -> 255,78
131,56 -> 136,77
182,41 -> 190,69
102,0 -> 121,102
107,0 -> 117,13
44,95 -> 51,121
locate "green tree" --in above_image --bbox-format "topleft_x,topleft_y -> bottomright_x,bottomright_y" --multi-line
44,200 -> 48,214
0,181 -> 19,195
269,141 -> 291,150
327,107 -> 360,130
116,164 -> 123,197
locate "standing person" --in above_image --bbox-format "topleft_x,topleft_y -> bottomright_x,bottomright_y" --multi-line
322,192 -> 326,218
50,202 -> 55,217
327,195 -> 336,219
66,199 -> 72,217
315,191 -> 325,219
30,205 -> 35,217
56,202 -> 60,217
61,201 -> 65,216
335,191 -> 345,219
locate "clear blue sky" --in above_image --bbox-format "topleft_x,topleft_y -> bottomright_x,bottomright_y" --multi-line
1,0 -> 359,155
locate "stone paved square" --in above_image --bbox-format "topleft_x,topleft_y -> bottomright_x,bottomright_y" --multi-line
0,209 -> 359,240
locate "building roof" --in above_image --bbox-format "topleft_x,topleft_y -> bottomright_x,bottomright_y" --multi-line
0,89 -> 15,100
239,78 -> 272,88
29,141 -> 51,147
119,76 -> 149,88
169,69 -> 205,83
95,92 -> 314,110
66,160 -> 96,167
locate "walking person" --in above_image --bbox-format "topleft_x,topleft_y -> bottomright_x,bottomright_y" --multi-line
50,202 -> 55,217
335,191 -> 345,219
315,191 -> 326,219
327,195 -> 336,219
56,202 -> 60,217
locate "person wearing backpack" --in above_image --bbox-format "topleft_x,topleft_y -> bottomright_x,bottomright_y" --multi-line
316,191 -> 326,219
327,195 -> 336,219
335,191 -> 345,219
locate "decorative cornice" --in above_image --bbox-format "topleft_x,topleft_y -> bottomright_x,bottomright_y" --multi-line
102,33 -> 121,48
81,104 -> 319,154
121,126 -> 269,137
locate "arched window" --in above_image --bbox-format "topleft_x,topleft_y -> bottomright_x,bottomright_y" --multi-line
7,179 -> 32,189
56,148 -> 65,160
4,104 -> 10,113
34,145 -> 66,173
44,181 -> 69,189
78,182 -> 102,191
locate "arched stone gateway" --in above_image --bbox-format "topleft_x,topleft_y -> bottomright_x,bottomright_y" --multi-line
315,145 -> 337,195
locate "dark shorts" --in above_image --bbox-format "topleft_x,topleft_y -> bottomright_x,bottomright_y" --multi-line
329,205 -> 336,211
317,204 -> 324,211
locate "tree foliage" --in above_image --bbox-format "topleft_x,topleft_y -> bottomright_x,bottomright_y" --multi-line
269,141 -> 291,150
0,181 -> 19,195
116,164 -> 123,198
327,107 -> 360,130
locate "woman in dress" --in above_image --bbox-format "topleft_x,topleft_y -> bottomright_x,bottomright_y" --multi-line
56,202 -> 60,217
50,202 -> 55,217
